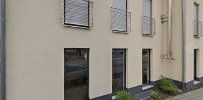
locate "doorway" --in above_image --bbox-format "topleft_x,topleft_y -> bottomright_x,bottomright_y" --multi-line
112,49 -> 126,95
142,49 -> 151,85
64,48 -> 89,100
194,49 -> 199,81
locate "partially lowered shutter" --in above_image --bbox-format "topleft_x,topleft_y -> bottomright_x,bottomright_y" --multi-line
64,0 -> 89,27
112,0 -> 127,32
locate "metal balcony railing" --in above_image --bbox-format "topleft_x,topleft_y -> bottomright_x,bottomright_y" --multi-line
142,15 -> 155,36
64,0 -> 93,28
111,7 -> 131,33
193,20 -> 202,38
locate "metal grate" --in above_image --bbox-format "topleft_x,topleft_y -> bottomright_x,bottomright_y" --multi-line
193,20 -> 202,38
64,0 -> 93,28
111,7 -> 131,33
142,15 -> 155,36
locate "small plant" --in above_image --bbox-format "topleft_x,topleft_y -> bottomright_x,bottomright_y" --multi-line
159,76 -> 178,95
150,91 -> 161,100
116,91 -> 138,100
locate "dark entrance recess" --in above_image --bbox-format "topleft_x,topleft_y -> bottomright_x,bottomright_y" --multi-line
112,49 -> 126,95
64,48 -> 89,100
194,49 -> 198,80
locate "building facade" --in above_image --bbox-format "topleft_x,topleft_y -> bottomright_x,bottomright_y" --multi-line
0,0 -> 203,100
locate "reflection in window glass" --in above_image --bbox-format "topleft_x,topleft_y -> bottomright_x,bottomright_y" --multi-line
64,48 -> 89,100
112,49 -> 126,94
142,49 -> 150,85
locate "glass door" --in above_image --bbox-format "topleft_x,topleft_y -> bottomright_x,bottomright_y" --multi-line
142,49 -> 151,85
194,49 -> 198,80
112,49 -> 126,94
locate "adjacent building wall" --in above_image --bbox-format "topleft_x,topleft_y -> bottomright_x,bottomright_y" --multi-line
184,0 -> 203,83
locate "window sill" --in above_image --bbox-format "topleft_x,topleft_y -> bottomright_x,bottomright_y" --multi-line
64,23 -> 91,30
194,80 -> 200,85
142,85 -> 154,91
142,34 -> 154,37
193,35 -> 200,39
112,30 -> 129,34
112,95 -> 116,100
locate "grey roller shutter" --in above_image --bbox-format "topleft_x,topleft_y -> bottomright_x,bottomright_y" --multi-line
112,0 -> 127,32
64,0 -> 89,27
142,0 -> 152,35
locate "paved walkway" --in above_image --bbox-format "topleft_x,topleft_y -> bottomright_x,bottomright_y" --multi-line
167,88 -> 203,100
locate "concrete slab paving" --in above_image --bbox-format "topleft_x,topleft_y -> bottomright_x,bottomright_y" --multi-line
167,88 -> 203,100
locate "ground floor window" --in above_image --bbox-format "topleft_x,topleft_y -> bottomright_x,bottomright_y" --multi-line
142,49 -> 151,85
64,48 -> 89,100
112,49 -> 126,94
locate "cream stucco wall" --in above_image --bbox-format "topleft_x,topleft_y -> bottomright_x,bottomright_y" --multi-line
5,0 -> 203,100
184,0 -> 203,83
161,0 -> 183,82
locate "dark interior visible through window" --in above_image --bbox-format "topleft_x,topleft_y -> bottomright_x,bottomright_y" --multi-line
64,48 -> 89,100
142,49 -> 151,85
112,49 -> 126,94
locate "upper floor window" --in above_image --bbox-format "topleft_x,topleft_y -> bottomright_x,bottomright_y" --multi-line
193,3 -> 202,38
112,0 -> 131,33
142,0 -> 155,36
64,0 -> 93,28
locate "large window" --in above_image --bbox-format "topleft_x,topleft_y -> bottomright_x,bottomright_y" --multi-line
112,0 -> 131,33
142,0 -> 155,36
64,0 -> 92,28
112,49 -> 126,94
64,48 -> 89,100
142,49 -> 151,85
193,3 -> 202,38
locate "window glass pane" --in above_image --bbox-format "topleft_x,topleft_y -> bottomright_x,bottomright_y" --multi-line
64,49 -> 89,100
112,49 -> 126,94
64,0 -> 89,27
142,50 -> 150,85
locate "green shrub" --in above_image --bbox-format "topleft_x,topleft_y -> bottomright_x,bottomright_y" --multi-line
116,91 -> 138,100
150,91 -> 161,100
159,76 -> 178,95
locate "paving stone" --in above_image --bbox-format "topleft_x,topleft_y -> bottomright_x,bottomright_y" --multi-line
167,88 -> 203,100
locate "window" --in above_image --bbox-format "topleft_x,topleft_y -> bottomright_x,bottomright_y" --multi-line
142,49 -> 151,85
112,0 -> 131,33
142,0 -> 155,36
64,0 -> 93,28
193,3 -> 202,38
64,48 -> 89,100
112,49 -> 126,94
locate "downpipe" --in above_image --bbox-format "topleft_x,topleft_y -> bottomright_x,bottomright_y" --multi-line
168,0 -> 172,57
181,0 -> 186,91
162,0 -> 175,60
